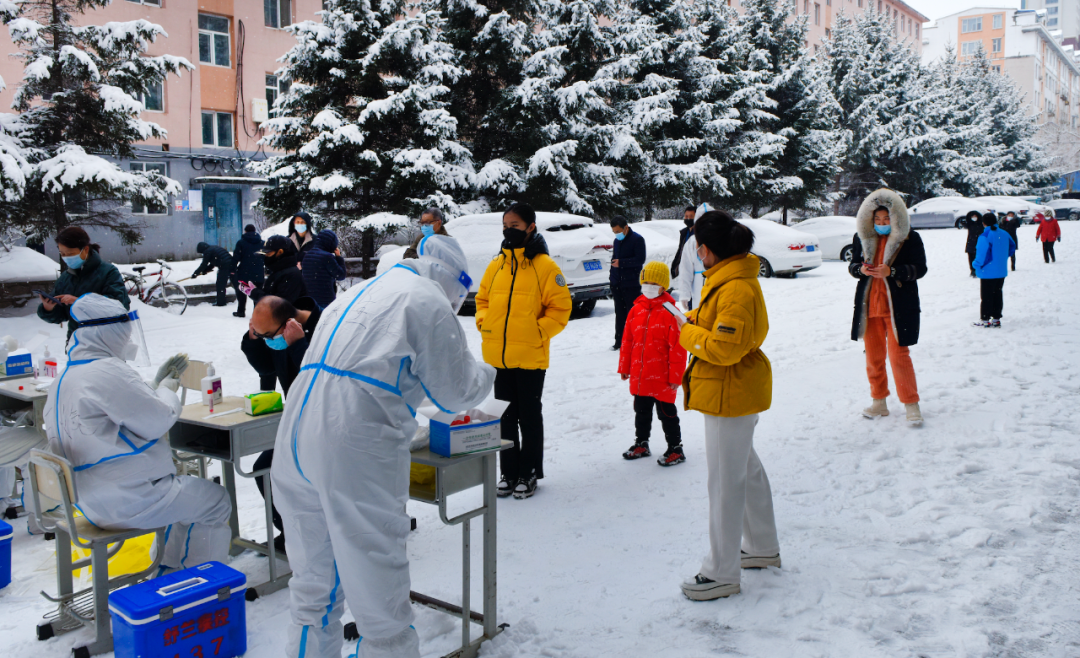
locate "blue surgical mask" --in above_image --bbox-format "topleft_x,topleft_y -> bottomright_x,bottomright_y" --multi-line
294,223 -> 307,235
63,254 -> 85,269
614,232 -> 626,241
264,334 -> 289,351
421,224 -> 436,238
874,224 -> 892,236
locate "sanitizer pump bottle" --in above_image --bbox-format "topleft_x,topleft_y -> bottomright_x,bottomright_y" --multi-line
201,362 -> 223,406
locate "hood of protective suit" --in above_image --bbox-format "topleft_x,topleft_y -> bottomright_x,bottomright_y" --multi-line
407,234 -> 472,312
68,294 -> 135,361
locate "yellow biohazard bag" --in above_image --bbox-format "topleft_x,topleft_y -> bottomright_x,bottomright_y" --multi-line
70,531 -> 157,580
410,463 -> 436,487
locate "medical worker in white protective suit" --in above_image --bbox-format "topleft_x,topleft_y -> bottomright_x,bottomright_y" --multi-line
272,235 -> 496,658
43,294 -> 232,571
678,203 -> 715,311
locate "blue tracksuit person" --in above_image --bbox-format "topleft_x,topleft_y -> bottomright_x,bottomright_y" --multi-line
973,213 -> 1016,327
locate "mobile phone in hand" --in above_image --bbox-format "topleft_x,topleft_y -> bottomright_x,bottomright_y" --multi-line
34,290 -> 61,305
662,301 -> 688,326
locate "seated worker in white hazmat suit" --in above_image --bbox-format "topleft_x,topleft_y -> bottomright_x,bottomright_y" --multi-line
43,294 -> 232,571
272,235 -> 496,658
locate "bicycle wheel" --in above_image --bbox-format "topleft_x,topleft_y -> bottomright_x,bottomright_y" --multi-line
146,282 -> 188,315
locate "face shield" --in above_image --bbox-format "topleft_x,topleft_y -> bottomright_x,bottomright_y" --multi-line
415,235 -> 473,313
69,295 -> 150,366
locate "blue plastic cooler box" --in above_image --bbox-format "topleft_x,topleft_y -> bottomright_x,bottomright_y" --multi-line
0,518 -> 11,589
108,561 -> 247,658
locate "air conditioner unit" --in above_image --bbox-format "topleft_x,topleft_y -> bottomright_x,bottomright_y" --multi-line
252,98 -> 269,124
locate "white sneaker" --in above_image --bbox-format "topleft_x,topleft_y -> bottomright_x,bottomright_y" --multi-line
862,399 -> 889,418
740,551 -> 781,569
680,574 -> 740,601
905,403 -> 923,426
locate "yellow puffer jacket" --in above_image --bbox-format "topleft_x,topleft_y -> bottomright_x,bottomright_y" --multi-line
475,236 -> 572,370
680,253 -> 772,417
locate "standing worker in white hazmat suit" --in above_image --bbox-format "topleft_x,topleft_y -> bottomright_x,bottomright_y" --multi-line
272,235 -> 496,658
43,294 -> 231,571
678,203 -> 716,311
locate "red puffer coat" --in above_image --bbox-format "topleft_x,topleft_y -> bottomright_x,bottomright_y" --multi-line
618,291 -> 688,403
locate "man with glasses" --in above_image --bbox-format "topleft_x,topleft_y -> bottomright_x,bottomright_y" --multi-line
246,294 -> 322,555
403,207 -> 450,259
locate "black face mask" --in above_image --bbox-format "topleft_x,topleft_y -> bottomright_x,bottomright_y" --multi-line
684,218 -> 694,227
502,227 -> 528,249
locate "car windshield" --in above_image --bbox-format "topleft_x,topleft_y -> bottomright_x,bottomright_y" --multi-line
546,224 -> 588,232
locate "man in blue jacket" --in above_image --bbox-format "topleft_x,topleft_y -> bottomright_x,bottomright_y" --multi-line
610,215 -> 646,350
973,213 -> 1016,328
301,229 -> 347,308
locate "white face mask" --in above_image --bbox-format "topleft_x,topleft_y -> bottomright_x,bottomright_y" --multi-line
641,284 -> 663,299
295,223 -> 307,235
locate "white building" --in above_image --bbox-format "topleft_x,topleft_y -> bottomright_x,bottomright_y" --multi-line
1021,0 -> 1080,45
923,8 -> 1080,129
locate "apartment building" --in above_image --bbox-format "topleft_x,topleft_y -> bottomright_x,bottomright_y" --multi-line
1020,0 -> 1080,46
0,0 -> 323,261
786,0 -> 928,54
923,8 -> 1080,130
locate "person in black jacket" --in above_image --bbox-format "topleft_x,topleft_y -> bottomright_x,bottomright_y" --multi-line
1000,211 -> 1022,271
848,188 -> 928,426
610,215 -> 646,350
193,241 -> 234,306
301,229 -> 347,308
287,211 -> 316,259
963,210 -> 983,277
247,294 -> 323,555
669,206 -> 697,281
230,225 -> 265,318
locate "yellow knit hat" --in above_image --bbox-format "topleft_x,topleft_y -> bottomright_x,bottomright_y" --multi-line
639,260 -> 670,289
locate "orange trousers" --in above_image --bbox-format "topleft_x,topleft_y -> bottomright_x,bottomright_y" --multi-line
864,317 -> 919,404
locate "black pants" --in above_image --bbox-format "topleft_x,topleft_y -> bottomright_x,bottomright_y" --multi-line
634,395 -> 681,447
253,449 -> 284,533
1043,241 -> 1057,263
240,331 -> 278,391
980,278 -> 1004,320
495,368 -> 546,481
612,286 -> 640,346
235,288 -> 248,314
214,269 -> 230,305
967,251 -> 976,276
1009,254 -> 1016,271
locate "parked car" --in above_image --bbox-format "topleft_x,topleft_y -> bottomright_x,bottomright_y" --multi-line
907,197 -> 995,229
792,216 -> 857,261
1046,199 -> 1080,221
377,211 -> 613,316
975,196 -> 1031,221
739,219 -> 822,277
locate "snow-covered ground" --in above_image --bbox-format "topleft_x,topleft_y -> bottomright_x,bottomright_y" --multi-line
2,224 -> 1078,657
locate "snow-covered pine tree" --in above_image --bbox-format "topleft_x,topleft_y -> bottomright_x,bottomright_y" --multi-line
0,0 -> 189,243
736,0 -> 844,221
256,0 -> 474,224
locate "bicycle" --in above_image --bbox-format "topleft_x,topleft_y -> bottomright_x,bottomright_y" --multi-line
123,259 -> 189,315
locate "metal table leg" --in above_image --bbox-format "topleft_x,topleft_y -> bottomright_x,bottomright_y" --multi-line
221,465 -> 243,557
482,452 -> 498,640
462,517 -> 471,649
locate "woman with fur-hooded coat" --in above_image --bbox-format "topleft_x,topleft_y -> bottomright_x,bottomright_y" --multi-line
848,189 -> 928,426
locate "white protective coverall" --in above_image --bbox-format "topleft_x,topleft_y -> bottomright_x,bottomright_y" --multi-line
43,294 -> 231,570
272,235 -> 496,658
678,235 -> 705,310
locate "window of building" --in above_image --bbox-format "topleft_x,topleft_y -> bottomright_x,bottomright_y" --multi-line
201,111 -> 234,148
804,0 -> 809,14
138,80 -> 163,112
961,17 -> 982,33
266,74 -> 290,118
265,0 -> 292,28
198,15 -> 230,67
960,41 -> 981,56
858,0 -> 862,7
65,190 -> 88,217
826,0 -> 830,6
1049,18 -> 1058,26
1046,0 -> 1057,4
815,3 -> 820,25
826,28 -> 832,39
992,38 -> 1002,53
877,0 -> 881,11
1048,7 -> 1059,15
993,13 -> 1003,29
125,0 -> 160,5
992,65 -> 1001,73
129,163 -> 168,215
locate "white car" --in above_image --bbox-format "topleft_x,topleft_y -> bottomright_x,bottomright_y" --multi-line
907,197 -> 994,229
739,219 -> 822,277
975,196 -> 1032,221
1046,199 -> 1080,221
792,216 -> 857,261
377,212 -> 613,316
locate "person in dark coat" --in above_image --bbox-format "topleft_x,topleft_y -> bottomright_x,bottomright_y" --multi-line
1000,211 -> 1022,271
669,206 -> 697,280
301,229 -> 347,308
287,211 -> 316,260
37,226 -> 130,339
247,294 -> 323,555
609,215 -> 646,350
849,188 -> 928,426
963,210 -> 983,277
230,225 -> 265,318
193,241 -> 234,306
239,235 -> 309,392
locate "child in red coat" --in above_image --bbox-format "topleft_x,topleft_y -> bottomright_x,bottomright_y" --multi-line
618,261 -> 688,466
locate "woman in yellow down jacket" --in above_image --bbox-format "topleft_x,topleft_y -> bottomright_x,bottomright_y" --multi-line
475,203 -> 572,500
675,209 -> 780,602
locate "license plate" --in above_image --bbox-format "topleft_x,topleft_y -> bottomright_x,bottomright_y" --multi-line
583,260 -> 602,272
806,245 -> 815,252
